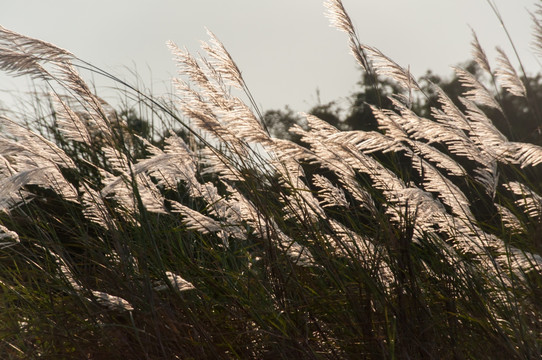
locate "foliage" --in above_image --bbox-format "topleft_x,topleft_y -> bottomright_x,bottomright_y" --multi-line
0,1 -> 542,359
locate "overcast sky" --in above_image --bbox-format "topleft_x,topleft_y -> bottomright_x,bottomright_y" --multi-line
0,0 -> 539,113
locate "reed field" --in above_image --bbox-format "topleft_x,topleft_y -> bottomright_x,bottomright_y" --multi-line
0,0 -> 541,358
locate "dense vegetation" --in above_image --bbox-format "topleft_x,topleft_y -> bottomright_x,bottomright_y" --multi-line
1,1 -> 541,358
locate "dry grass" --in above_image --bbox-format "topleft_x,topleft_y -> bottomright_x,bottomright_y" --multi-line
0,1 -> 541,358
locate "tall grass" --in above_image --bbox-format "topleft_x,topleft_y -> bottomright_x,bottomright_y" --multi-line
1,1 -> 542,358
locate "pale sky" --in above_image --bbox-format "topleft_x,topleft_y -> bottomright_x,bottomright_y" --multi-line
0,0 -> 539,113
